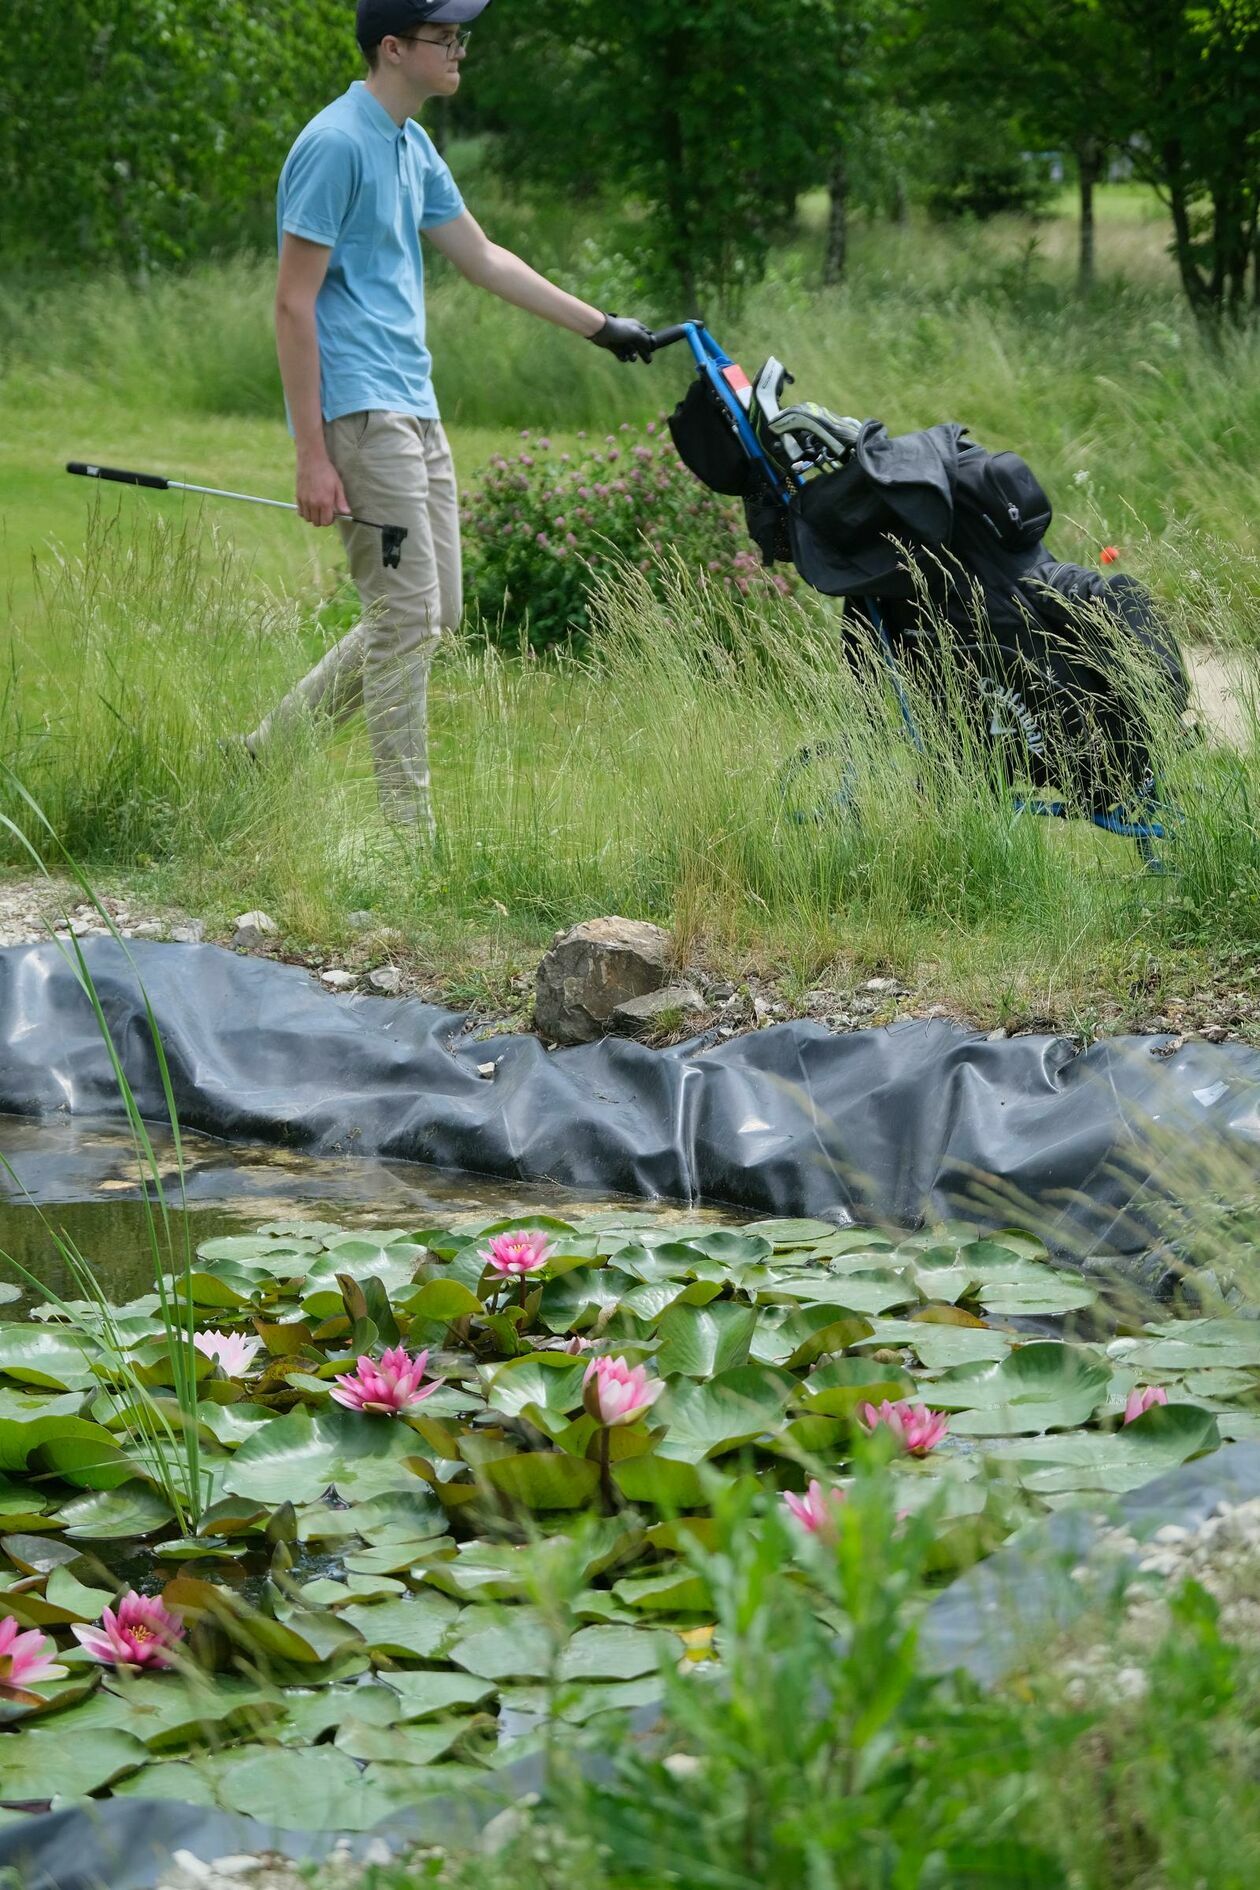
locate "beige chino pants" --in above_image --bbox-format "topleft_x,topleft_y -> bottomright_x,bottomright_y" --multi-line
247,412 -> 462,834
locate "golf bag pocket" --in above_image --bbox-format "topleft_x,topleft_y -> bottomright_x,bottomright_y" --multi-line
669,377 -> 755,496
793,458 -> 900,553
955,448 -> 1052,550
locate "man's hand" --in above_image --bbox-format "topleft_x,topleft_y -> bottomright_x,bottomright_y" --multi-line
296,451 -> 349,528
589,313 -> 655,363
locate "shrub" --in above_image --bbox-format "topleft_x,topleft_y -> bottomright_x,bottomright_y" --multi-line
460,420 -> 792,656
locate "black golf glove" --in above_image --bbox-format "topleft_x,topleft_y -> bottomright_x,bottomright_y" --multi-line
589,313 -> 655,363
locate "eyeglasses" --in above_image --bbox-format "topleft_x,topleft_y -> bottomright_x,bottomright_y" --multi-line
401,28 -> 472,54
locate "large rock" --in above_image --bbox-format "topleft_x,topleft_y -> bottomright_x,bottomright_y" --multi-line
534,917 -> 673,1044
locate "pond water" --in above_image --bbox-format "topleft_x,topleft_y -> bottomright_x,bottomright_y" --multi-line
0,1112 -> 743,1306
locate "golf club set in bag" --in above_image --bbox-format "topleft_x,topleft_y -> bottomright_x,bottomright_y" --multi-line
657,320 -> 1190,868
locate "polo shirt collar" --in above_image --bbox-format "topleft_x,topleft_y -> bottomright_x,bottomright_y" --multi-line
349,80 -> 406,141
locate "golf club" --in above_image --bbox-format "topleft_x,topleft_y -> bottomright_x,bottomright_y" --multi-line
66,461 -> 408,568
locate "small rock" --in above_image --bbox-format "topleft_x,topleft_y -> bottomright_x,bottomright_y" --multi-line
477,1061 -> 497,1078
170,922 -> 205,944
320,968 -> 356,990
1201,1024 -> 1229,1043
752,995 -> 773,1023
205,1861 -> 263,1881
230,926 -> 267,949
347,909 -> 375,931
863,977 -> 904,994
69,916 -> 93,936
987,1027 -> 1009,1041
131,920 -> 163,937
705,982 -> 736,1002
609,982 -> 705,1034
169,1856 -> 215,1886
367,965 -> 403,994
234,910 -> 277,935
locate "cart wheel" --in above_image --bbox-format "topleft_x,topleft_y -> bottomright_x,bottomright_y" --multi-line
778,741 -> 859,827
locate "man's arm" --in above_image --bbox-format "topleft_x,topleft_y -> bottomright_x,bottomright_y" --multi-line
424,210 -> 604,335
275,232 -> 350,528
423,211 -> 658,360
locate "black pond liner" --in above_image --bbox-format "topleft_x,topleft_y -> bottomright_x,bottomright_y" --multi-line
2,937 -> 1260,1885
2,939 -> 1259,1258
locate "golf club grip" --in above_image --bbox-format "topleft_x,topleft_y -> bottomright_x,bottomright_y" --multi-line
649,319 -> 705,351
66,462 -> 170,490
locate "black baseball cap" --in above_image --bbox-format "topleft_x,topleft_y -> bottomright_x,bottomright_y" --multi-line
356,1 -> 492,51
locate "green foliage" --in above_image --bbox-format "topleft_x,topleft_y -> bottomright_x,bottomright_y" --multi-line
461,423 -> 790,655
467,1 -> 860,306
0,1 -> 357,272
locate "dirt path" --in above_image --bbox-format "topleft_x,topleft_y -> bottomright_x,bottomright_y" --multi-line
1186,645 -> 1256,749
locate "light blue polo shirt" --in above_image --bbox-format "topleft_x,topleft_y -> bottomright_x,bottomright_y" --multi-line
277,82 -> 464,422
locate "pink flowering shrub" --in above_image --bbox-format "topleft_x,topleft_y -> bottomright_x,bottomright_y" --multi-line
461,421 -> 792,655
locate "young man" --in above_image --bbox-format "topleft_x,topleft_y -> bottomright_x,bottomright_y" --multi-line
246,0 -> 654,834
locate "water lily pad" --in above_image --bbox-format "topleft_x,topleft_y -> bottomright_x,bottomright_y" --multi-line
740,1219 -> 839,1249
654,1366 -> 792,1463
654,1302 -> 759,1378
338,1593 -> 461,1660
560,1624 -> 670,1681
221,1406 -> 429,1506
214,1744 -> 402,1831
59,1483 -> 175,1539
926,1343 -> 1109,1435
0,1727 -> 146,1802
796,1357 -> 916,1417
765,1270 -> 915,1316
977,1276 -> 1096,1316
483,1356 -> 588,1419
479,1453 -> 601,1510
993,1403 -> 1222,1493
749,1305 -> 873,1369
450,1608 -> 558,1680
384,1670 -> 497,1720
854,1321 -> 1012,1369
0,1327 -> 100,1390
335,1716 -> 482,1766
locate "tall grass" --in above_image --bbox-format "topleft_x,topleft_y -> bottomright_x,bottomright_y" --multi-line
5,502 -> 1257,1023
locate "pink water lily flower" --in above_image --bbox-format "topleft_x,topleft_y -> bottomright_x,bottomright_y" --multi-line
193,1329 -> 260,1375
1124,1384 -> 1169,1424
330,1345 -> 445,1415
479,1229 -> 555,1278
72,1591 -> 185,1671
582,1353 -> 663,1428
0,1614 -> 66,1689
859,1399 -> 950,1456
782,1480 -> 847,1537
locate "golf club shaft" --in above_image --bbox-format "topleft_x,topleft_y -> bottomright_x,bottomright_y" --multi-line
66,462 -> 391,534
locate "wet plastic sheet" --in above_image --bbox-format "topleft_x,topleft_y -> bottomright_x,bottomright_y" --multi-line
2,939 -> 1259,1249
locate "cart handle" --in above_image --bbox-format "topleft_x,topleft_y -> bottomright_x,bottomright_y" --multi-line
647,319 -> 706,352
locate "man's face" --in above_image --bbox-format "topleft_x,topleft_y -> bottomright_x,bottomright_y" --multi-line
390,25 -> 468,98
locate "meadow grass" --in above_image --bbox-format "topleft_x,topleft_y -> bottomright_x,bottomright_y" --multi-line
3,501 -> 1257,1033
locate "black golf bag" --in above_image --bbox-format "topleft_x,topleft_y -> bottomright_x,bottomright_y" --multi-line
669,371 -> 1189,814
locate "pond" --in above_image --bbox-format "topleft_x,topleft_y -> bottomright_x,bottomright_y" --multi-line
0,1112 -> 1256,1831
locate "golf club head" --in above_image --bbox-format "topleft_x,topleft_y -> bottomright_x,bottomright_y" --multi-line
381,526 -> 407,569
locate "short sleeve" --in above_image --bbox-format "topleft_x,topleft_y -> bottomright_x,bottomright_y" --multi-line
415,133 -> 464,230
279,129 -> 357,247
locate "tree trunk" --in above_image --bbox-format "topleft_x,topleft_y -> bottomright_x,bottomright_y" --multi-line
1076,136 -> 1101,295
823,147 -> 848,287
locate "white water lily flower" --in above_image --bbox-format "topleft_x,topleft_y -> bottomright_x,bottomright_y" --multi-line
192,1329 -> 261,1375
